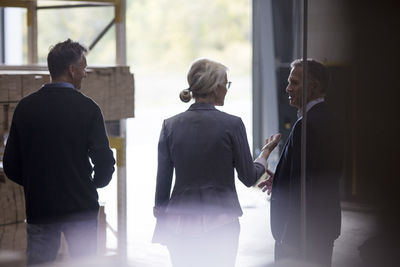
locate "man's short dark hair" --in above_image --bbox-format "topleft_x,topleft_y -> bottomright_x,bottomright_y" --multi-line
47,39 -> 87,79
290,58 -> 330,94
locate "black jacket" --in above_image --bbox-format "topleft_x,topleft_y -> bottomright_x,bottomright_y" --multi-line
155,102 -> 265,217
3,84 -> 115,224
271,102 -> 342,245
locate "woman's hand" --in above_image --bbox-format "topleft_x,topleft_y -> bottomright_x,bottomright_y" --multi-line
260,133 -> 281,159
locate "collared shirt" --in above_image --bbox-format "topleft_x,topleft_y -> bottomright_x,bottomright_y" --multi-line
297,97 -> 325,119
44,82 -> 75,89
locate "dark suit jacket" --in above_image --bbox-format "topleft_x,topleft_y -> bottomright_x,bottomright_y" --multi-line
155,102 -> 265,217
271,101 -> 341,246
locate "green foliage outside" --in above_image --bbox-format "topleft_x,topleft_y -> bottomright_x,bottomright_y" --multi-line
26,0 -> 251,75
126,0 -> 251,74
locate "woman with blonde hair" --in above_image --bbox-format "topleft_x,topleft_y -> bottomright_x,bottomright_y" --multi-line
152,58 -> 280,267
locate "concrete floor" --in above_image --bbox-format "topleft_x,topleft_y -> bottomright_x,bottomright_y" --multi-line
29,200 -> 375,267
332,206 -> 377,267
123,201 -> 376,267
235,203 -> 375,267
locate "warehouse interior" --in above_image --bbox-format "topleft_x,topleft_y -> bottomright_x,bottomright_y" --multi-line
0,0 -> 399,266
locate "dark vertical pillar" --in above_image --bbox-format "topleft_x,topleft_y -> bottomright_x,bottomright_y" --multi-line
348,0 -> 399,265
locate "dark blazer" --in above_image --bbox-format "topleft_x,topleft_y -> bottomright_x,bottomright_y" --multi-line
271,101 -> 341,246
3,84 -> 115,224
155,102 -> 265,217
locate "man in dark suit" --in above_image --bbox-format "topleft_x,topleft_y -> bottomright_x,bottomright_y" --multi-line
259,59 -> 341,266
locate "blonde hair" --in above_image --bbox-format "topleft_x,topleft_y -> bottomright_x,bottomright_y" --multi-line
179,59 -> 228,103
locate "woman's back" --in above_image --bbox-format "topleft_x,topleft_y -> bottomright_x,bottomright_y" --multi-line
168,103 -> 238,188
157,102 -> 264,217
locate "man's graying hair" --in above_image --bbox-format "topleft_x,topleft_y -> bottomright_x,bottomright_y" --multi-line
291,58 -> 330,94
47,39 -> 87,79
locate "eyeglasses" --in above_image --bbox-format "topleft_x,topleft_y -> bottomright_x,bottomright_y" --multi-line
226,81 -> 232,89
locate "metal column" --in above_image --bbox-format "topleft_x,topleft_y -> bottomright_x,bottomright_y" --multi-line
115,0 -> 126,66
0,8 -> 4,63
300,0 -> 308,260
27,0 -> 38,64
252,0 -> 279,156
114,0 -> 127,259
109,135 -> 127,258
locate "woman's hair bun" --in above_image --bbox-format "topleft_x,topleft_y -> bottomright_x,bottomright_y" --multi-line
179,89 -> 192,103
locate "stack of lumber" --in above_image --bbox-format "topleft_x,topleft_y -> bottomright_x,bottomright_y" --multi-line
81,66 -> 135,121
0,171 -> 26,251
0,65 -> 135,127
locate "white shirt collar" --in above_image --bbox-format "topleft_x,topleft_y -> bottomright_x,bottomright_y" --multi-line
297,97 -> 325,119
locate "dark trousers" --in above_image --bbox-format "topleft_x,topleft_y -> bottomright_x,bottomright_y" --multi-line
275,238 -> 334,267
167,220 -> 240,267
27,219 -> 98,266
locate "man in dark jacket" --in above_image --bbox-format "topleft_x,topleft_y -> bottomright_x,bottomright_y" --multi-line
3,39 -> 115,265
259,59 -> 342,266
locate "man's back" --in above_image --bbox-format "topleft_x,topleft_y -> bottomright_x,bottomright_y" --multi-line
3,84 -> 115,224
3,39 -> 115,265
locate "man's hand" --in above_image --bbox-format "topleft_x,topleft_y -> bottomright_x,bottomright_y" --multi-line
258,169 -> 275,195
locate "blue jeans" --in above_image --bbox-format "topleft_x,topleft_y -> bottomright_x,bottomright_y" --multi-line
27,219 -> 97,266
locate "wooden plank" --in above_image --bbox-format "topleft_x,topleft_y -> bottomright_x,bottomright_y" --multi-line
0,222 -> 27,251
0,77 -> 9,101
0,176 -> 25,226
